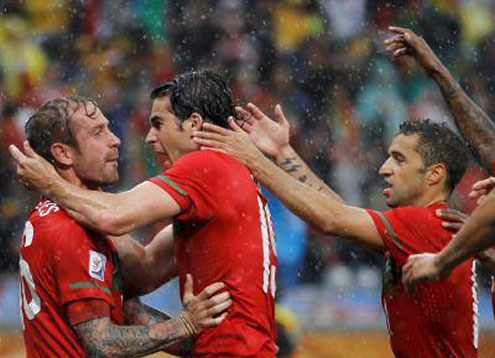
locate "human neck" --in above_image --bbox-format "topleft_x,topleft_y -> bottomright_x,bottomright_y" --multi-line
410,190 -> 448,207
58,168 -> 100,191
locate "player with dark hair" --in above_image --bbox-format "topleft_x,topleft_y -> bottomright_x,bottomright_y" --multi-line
381,27 -> 495,299
17,95 -> 231,358
10,70 -> 278,358
192,103 -> 478,357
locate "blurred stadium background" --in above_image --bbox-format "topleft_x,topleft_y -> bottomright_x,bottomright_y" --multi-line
1,0 -> 495,356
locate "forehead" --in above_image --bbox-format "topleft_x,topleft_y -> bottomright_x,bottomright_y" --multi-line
150,95 -> 173,117
69,103 -> 107,131
389,133 -> 420,155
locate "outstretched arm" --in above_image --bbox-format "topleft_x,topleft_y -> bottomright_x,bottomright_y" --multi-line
9,142 -> 180,236
226,103 -> 342,202
193,120 -> 382,250
73,275 -> 231,358
385,26 -> 495,172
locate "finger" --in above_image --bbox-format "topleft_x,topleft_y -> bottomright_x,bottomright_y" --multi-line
206,298 -> 232,316
197,281 -> 226,301
203,291 -> 231,309
200,146 -> 228,155
386,44 -> 407,55
201,312 -> 228,327
388,26 -> 410,34
274,104 -> 289,128
471,177 -> 495,190
228,117 -> 244,133
384,36 -> 404,45
435,210 -> 467,223
8,145 -> 26,164
193,130 -> 229,142
246,103 -> 267,121
23,141 -> 37,158
393,48 -> 408,57
183,273 -> 193,301
234,119 -> 253,133
441,222 -> 462,232
235,106 -> 254,122
468,188 -> 487,199
202,122 -> 234,135
193,137 -> 226,149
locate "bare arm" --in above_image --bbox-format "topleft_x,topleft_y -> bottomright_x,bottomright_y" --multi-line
113,225 -> 177,296
221,103 -> 342,201
122,298 -> 192,356
75,275 -> 231,358
193,121 -> 383,250
9,142 -> 180,235
386,26 -> 495,172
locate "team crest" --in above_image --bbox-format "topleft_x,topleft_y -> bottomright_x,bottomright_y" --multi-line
89,250 -> 106,281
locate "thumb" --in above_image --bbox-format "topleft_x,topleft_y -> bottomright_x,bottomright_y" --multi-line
183,273 -> 193,300
274,104 -> 289,128
23,141 -> 37,158
8,144 -> 26,164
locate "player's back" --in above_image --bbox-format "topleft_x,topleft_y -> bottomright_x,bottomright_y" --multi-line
369,203 -> 477,358
20,200 -> 86,358
151,151 -> 278,358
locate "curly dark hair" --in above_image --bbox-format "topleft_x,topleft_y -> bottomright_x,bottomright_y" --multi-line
25,96 -> 98,163
399,119 -> 468,193
150,70 -> 237,128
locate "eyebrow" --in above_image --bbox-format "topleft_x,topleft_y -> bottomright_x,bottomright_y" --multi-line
149,115 -> 162,125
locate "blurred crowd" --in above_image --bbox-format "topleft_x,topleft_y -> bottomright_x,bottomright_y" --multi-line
1,0 -> 495,295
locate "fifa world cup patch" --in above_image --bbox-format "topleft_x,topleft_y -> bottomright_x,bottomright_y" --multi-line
89,250 -> 107,281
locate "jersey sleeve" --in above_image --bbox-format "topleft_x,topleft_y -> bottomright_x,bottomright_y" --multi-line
147,151 -> 221,222
366,207 -> 427,266
50,222 -> 119,308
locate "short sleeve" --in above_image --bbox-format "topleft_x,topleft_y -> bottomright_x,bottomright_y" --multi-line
50,223 -> 118,307
147,151 -> 222,222
366,207 -> 427,266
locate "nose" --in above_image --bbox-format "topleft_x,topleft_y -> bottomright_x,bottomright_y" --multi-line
109,130 -> 121,147
379,157 -> 393,177
145,128 -> 157,145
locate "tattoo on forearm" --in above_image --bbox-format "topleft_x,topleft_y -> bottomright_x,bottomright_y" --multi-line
75,316 -> 187,358
434,71 -> 495,171
298,175 -> 307,183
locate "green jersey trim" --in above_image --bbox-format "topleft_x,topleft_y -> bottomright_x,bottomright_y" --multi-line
155,175 -> 188,196
69,282 -> 111,293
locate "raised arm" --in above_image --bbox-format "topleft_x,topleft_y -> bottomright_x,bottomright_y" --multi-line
385,26 -> 495,172
73,275 -> 231,358
193,121 -> 382,250
113,224 -> 177,296
229,103 -> 342,202
9,142 -> 180,236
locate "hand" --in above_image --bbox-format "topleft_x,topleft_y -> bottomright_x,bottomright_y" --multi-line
234,103 -> 290,158
384,26 -> 441,73
192,118 -> 266,168
402,253 -> 450,294
9,141 -> 60,195
469,177 -> 495,205
435,208 -> 468,233
180,274 -> 231,335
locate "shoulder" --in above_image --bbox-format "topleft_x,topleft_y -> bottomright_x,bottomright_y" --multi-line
29,200 -> 92,246
167,150 -> 247,178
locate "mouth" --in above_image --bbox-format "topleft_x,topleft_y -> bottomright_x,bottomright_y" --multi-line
382,182 -> 393,197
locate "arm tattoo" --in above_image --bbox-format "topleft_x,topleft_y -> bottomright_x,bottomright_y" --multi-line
75,316 -> 189,358
433,69 -> 495,172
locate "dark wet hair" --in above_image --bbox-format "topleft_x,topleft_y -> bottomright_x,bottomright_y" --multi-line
25,96 -> 98,163
399,119 -> 468,193
150,70 -> 236,128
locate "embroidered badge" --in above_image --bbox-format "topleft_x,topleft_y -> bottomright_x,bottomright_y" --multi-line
89,250 -> 106,281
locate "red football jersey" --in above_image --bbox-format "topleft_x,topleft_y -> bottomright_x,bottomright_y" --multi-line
367,202 -> 478,358
149,151 -> 278,358
20,199 -> 124,358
